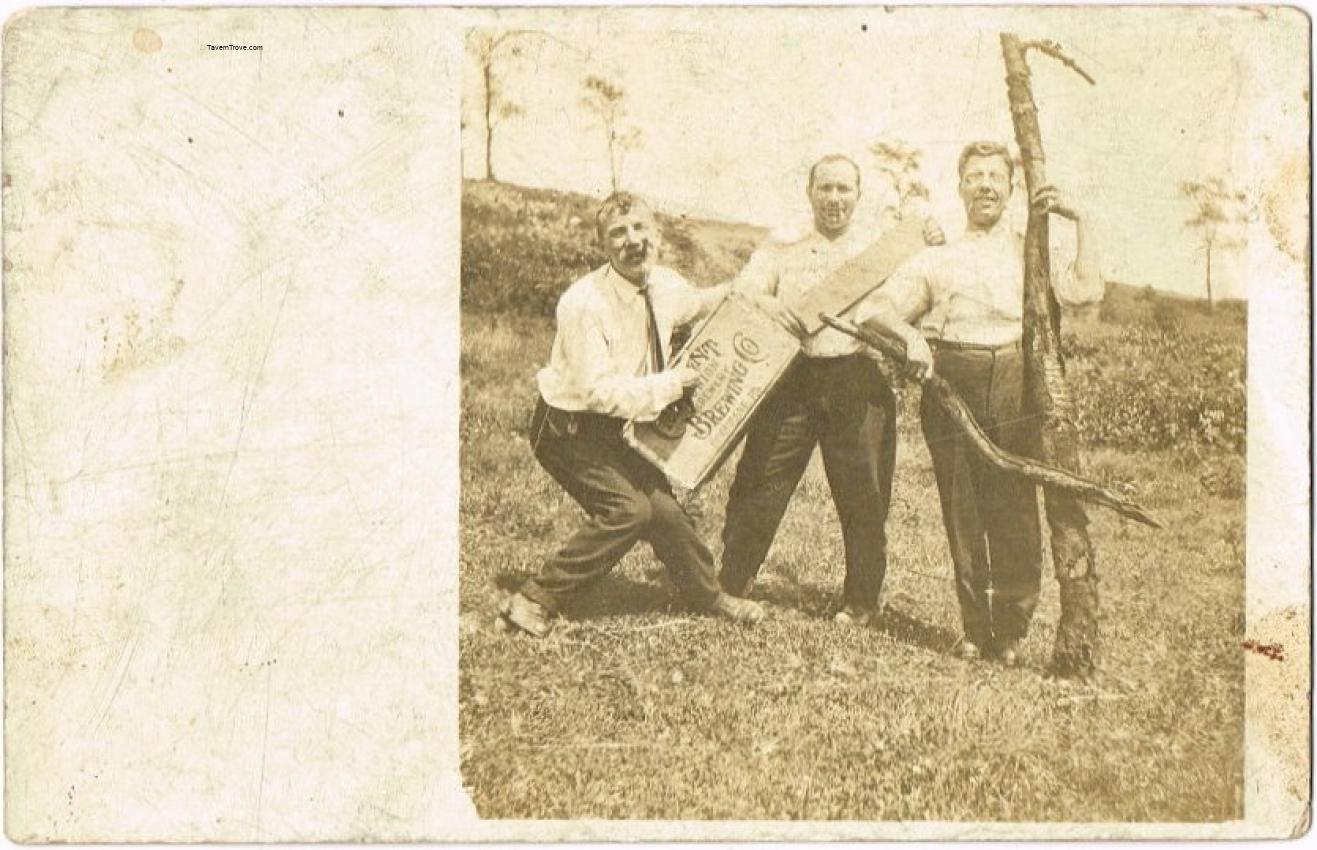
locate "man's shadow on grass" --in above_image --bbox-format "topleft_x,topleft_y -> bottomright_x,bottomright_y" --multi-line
493,570 -> 960,652
878,605 -> 962,655
752,580 -> 960,655
493,570 -> 676,619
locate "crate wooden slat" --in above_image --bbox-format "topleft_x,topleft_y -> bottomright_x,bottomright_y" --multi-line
789,216 -> 929,334
625,220 -> 928,489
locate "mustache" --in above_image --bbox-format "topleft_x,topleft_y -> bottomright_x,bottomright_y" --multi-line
620,242 -> 653,261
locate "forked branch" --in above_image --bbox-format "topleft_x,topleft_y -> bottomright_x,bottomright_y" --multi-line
1024,39 -> 1096,85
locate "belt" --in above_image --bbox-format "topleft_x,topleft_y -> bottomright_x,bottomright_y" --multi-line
535,397 -> 625,439
930,338 -> 1021,354
799,351 -> 870,368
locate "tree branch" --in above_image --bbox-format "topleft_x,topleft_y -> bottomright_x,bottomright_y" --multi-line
1023,39 -> 1096,85
821,314 -> 1163,529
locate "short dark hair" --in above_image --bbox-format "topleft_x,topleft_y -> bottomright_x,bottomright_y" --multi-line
595,192 -> 653,237
957,141 -> 1014,182
808,154 -> 862,193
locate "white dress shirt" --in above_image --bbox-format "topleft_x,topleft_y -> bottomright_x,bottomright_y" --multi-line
537,263 -> 726,421
732,225 -> 877,358
856,224 -> 1103,346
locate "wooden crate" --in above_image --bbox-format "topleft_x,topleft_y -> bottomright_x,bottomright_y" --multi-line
624,292 -> 798,490
625,219 -> 929,489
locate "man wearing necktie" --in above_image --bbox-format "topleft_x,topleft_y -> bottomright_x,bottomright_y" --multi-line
499,192 -> 766,637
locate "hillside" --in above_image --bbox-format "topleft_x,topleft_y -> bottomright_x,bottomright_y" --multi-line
461,179 -> 1245,335
461,179 -> 766,315
1097,280 -> 1246,332
461,181 -> 1246,455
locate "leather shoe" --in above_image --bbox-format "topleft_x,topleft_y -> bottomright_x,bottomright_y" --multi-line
709,592 -> 765,624
497,592 -> 553,637
833,605 -> 877,628
996,639 -> 1021,667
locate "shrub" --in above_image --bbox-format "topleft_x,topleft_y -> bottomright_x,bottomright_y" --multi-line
461,180 -> 762,316
1066,323 -> 1245,454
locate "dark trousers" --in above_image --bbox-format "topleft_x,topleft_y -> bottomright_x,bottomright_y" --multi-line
520,398 -> 722,613
920,344 -> 1042,646
719,354 -> 897,610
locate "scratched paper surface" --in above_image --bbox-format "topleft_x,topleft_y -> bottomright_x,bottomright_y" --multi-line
3,7 -> 464,841
5,4 -> 1311,843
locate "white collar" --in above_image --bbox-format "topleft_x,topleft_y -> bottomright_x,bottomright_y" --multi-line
962,222 -> 1017,241
602,262 -> 650,302
807,224 -> 863,249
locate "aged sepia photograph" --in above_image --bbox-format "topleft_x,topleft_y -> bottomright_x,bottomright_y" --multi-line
1,4 -> 1305,842
458,7 -> 1305,824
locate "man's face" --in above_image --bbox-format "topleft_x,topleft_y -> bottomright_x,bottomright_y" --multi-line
600,204 -> 660,283
959,154 -> 1013,228
808,160 -> 861,238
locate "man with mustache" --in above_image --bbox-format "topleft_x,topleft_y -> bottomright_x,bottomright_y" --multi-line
498,192 -> 766,636
856,141 -> 1103,664
718,154 -> 944,626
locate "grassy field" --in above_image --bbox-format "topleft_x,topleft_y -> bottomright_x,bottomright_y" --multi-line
458,312 -> 1244,822
458,180 -> 1245,821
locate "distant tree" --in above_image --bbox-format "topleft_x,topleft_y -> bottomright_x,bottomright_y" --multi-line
1180,177 -> 1251,307
581,74 -> 643,192
868,139 -> 930,222
469,30 -> 579,182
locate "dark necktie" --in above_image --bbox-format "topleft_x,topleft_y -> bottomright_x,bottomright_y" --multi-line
640,283 -> 664,374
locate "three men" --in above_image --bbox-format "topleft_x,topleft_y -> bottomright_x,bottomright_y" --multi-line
498,192 -> 765,637
857,141 -> 1103,663
718,155 -> 942,625
502,144 -> 1102,665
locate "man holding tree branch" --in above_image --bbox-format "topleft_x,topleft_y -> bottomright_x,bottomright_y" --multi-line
855,141 -> 1103,664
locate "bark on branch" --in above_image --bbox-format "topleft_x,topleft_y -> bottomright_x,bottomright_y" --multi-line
1003,31 -> 1102,678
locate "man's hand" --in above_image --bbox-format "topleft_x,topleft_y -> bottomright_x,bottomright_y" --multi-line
676,365 -> 703,389
754,294 -> 807,338
902,334 -> 935,382
1030,184 -> 1082,221
922,217 -> 947,246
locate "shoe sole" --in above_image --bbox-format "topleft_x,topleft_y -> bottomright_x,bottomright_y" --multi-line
714,606 -> 765,624
496,599 -> 551,638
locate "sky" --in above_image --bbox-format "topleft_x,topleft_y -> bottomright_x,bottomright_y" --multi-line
462,6 -> 1308,301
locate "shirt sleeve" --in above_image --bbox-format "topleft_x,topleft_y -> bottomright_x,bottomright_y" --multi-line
1050,228 -> 1105,307
730,246 -> 779,297
555,295 -> 685,422
685,282 -> 728,325
664,271 -> 728,327
853,250 -> 934,324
